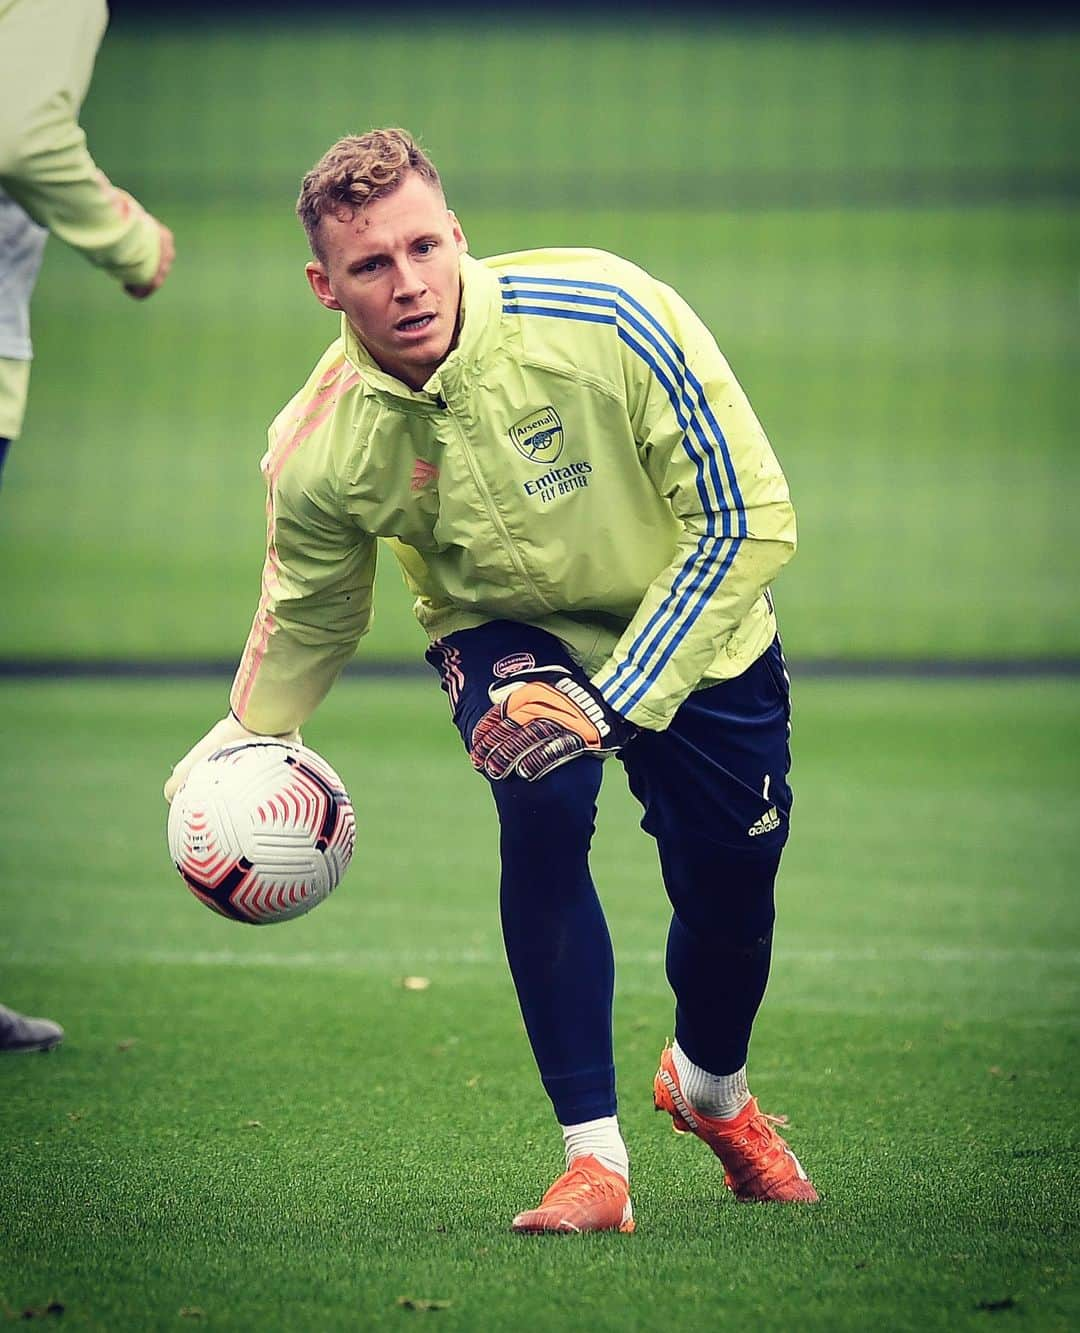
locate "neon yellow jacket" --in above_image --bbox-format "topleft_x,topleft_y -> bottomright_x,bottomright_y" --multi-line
0,0 -> 161,285
231,249 -> 796,735
0,0 -> 163,436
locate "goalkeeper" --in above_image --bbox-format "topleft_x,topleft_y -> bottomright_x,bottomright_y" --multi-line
166,128 -> 818,1231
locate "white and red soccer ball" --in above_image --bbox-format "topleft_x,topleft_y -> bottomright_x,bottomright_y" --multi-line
167,741 -> 355,924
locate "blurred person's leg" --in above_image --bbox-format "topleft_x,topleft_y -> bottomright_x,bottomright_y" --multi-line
0,1004 -> 64,1053
0,191 -> 49,485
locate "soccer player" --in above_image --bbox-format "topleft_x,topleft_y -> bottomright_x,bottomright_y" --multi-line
0,0 -> 173,1050
0,0 -> 175,486
165,128 -> 818,1231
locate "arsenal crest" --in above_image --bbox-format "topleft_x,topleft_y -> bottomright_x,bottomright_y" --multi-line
508,407 -> 564,464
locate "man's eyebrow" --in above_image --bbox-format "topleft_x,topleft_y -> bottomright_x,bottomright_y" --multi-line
345,233 -> 440,272
346,251 -> 385,271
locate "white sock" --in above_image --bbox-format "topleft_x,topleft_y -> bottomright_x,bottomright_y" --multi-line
561,1115 -> 629,1181
672,1041 -> 751,1120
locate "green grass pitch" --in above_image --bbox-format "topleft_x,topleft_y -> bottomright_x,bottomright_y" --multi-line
2,675 -> 1077,1330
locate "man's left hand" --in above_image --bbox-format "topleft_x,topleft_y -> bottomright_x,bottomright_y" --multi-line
470,666 -> 638,782
125,218 -> 175,299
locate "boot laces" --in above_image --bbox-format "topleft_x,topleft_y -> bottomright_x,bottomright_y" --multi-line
542,1159 -> 622,1206
728,1109 -> 792,1163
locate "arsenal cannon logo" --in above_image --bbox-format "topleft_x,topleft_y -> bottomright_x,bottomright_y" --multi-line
508,406 -> 564,464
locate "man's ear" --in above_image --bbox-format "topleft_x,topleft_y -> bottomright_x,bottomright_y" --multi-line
306,261 -> 343,312
449,210 -> 468,256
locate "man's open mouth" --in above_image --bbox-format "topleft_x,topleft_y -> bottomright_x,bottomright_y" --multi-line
396,314 -> 436,333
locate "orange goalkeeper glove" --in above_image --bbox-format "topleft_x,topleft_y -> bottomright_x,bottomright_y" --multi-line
469,666 -> 639,782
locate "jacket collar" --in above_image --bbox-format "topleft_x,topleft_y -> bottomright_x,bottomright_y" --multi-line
340,254 -> 501,404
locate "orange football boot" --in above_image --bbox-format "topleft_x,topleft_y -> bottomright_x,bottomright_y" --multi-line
653,1045 -> 819,1203
511,1154 -> 635,1234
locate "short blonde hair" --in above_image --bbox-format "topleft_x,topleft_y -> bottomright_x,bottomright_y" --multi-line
297,128 -> 443,261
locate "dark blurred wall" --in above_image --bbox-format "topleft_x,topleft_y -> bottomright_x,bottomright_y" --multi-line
105,0 -> 1060,22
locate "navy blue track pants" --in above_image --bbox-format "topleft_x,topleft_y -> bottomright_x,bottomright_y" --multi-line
426,621 -> 793,1126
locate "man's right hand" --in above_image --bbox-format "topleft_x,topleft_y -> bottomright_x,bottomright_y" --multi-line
163,713 -> 301,804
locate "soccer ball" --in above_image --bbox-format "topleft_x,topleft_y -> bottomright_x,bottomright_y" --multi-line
167,741 -> 355,925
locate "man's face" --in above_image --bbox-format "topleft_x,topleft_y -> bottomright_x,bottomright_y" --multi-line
305,172 -> 468,390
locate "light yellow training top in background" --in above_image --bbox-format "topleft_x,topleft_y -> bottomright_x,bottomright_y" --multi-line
0,0 -> 163,436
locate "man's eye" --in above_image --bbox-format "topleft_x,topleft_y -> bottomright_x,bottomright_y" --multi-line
416,242 -> 436,255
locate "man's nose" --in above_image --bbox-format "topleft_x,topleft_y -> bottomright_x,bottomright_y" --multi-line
393,260 -> 427,300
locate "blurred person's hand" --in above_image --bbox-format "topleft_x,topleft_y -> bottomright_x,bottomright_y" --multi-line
125,219 -> 174,299
96,175 -> 174,299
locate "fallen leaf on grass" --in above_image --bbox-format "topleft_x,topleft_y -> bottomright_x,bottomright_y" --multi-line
179,1307 -> 206,1319
117,1039 -> 138,1052
67,1110 -> 87,1123
975,1297 -> 1017,1312
465,1075 -> 481,1089
396,1296 -> 451,1312
402,976 -> 431,991
11,1302 -> 65,1320
243,1120 -> 263,1130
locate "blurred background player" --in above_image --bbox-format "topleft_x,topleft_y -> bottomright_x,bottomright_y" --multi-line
0,0 -> 174,487
164,128 -> 817,1230
0,0 -> 173,1049
0,1003 -> 63,1054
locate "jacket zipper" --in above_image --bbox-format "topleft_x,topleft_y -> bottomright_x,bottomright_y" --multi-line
437,397 -> 554,611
